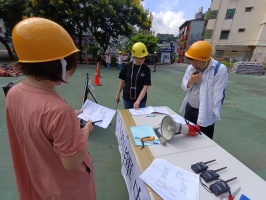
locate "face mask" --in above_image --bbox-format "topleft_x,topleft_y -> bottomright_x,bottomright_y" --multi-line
60,58 -> 67,81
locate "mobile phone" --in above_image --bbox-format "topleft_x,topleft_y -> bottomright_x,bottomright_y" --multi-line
193,69 -> 200,74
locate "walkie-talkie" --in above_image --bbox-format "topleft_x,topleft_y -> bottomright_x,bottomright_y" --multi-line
209,177 -> 237,196
191,159 -> 216,173
200,167 -> 227,183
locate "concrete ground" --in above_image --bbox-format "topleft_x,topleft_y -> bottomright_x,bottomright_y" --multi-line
1,51 -> 266,199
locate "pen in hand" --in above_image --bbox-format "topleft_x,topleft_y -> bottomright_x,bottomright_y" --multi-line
92,120 -> 102,125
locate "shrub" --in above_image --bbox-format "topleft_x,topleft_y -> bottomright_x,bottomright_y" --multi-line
222,61 -> 234,67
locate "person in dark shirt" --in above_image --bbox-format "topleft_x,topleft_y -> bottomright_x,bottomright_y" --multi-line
96,53 -> 101,65
115,42 -> 151,109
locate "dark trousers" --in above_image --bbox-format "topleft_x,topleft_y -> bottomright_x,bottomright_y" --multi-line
184,103 -> 215,139
153,64 -> 157,72
123,99 -> 146,109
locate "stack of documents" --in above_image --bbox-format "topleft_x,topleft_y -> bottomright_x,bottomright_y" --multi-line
78,99 -> 116,129
140,159 -> 199,200
129,106 -> 170,116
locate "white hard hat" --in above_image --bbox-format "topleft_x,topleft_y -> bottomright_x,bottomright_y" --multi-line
154,51 -> 157,53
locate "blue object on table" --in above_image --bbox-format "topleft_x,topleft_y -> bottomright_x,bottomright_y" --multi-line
130,125 -> 158,146
239,194 -> 250,200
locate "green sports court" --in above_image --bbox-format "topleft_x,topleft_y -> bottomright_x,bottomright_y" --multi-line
1,52 -> 266,199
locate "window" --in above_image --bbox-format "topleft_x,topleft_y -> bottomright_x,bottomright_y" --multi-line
220,31 -> 230,39
238,28 -> 245,32
203,30 -> 213,39
215,50 -> 224,58
225,9 -> 236,19
245,7 -> 253,12
209,10 -> 218,19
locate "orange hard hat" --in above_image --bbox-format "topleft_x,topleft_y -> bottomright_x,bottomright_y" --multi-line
185,41 -> 212,61
12,17 -> 80,63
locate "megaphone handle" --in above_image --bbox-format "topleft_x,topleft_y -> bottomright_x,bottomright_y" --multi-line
154,128 -> 166,146
158,137 -> 166,146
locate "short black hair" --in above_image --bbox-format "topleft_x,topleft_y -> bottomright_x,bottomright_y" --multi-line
13,53 -> 78,83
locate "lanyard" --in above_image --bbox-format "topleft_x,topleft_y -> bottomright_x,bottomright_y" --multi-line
130,62 -> 142,89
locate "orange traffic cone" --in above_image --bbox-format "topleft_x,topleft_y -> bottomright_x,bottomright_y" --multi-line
96,62 -> 101,77
93,71 -> 101,86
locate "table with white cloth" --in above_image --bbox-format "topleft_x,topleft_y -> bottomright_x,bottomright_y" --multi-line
115,107 -> 266,200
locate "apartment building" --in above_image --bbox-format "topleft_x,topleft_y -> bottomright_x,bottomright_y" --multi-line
177,7 -> 205,63
204,0 -> 266,63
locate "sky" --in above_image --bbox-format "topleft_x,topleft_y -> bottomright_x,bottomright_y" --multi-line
142,0 -> 212,36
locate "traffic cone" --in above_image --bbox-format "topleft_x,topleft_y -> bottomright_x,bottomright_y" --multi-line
93,71 -> 101,86
96,62 -> 101,77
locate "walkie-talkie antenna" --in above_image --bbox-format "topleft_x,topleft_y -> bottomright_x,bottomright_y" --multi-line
203,159 -> 216,164
224,177 -> 237,183
213,167 -> 227,172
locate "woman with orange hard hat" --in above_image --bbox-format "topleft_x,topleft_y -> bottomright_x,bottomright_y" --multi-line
179,40 -> 228,139
115,42 -> 151,109
5,17 -> 96,200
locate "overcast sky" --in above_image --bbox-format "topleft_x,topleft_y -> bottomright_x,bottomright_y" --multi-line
142,0 -> 211,36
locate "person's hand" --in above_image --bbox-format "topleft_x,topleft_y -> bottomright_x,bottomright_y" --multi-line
82,120 -> 94,138
190,72 -> 202,83
133,101 -> 140,109
75,110 -> 83,116
115,95 -> 120,102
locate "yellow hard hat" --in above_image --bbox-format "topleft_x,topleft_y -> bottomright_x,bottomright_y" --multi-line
119,51 -> 122,54
12,17 -> 80,63
132,42 -> 148,58
185,41 -> 212,61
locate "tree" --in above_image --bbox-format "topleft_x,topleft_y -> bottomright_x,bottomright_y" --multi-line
157,33 -> 178,44
0,0 -> 25,60
24,0 -> 95,62
126,33 -> 159,54
87,0 -> 152,52
0,0 -> 152,62
83,43 -> 100,59
23,0 -> 152,61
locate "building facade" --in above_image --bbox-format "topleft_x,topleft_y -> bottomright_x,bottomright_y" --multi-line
177,8 -> 205,63
204,0 -> 266,63
158,42 -> 176,64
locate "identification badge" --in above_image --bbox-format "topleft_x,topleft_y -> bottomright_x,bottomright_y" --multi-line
130,87 -> 136,99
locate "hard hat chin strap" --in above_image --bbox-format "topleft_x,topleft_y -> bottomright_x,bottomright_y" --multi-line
60,58 -> 67,81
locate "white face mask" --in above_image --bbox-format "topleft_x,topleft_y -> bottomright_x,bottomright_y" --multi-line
60,58 -> 67,81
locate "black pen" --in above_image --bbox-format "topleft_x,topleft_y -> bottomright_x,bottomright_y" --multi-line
92,120 -> 102,125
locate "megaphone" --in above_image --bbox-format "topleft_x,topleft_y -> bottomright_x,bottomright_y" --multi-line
160,115 -> 201,141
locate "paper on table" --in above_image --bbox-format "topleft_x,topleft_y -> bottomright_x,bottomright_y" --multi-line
140,159 -> 199,200
170,114 -> 194,125
129,106 -> 169,116
78,99 -> 116,129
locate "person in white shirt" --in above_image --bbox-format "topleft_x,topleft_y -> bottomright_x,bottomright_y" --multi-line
179,41 -> 228,139
117,51 -> 123,71
105,53 -> 111,71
